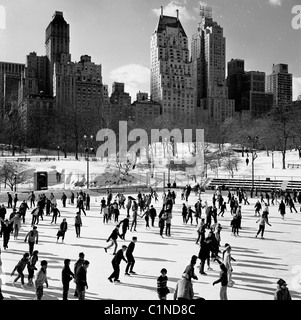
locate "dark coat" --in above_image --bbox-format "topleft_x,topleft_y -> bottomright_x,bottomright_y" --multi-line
198,240 -> 211,260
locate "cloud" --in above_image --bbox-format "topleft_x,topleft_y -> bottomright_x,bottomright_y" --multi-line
268,0 -> 282,6
152,0 -> 197,23
109,64 -> 150,101
293,77 -> 301,100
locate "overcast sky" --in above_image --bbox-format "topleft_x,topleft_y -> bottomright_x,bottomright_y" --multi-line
0,0 -> 300,100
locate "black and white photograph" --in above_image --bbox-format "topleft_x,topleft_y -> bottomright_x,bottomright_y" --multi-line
0,0 -> 301,304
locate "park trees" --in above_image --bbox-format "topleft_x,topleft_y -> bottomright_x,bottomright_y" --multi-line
0,162 -> 29,191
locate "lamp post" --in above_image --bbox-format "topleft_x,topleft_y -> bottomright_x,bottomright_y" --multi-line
84,135 -> 94,189
272,147 -> 275,169
248,136 -> 259,190
57,146 -> 60,161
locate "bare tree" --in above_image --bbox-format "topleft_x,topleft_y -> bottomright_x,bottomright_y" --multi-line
0,162 -> 29,191
264,107 -> 296,169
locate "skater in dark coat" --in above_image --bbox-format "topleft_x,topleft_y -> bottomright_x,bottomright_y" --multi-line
108,245 -> 127,283
125,237 -> 137,275
62,259 -> 75,300
1,219 -> 13,250
198,238 -> 212,275
118,217 -> 130,240
104,225 -> 120,254
278,200 -> 286,219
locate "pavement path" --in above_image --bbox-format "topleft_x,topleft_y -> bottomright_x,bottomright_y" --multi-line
1,190 -> 301,300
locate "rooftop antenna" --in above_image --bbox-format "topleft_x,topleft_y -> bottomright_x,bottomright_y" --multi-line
176,9 -> 179,21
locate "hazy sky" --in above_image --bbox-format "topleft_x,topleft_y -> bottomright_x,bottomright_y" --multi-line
0,0 -> 300,100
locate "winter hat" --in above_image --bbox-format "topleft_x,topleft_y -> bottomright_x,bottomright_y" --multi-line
277,278 -> 287,286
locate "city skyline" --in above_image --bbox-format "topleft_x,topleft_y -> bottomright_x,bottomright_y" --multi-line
0,0 -> 300,100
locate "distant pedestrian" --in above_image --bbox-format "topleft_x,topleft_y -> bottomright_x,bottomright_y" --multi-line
149,205 -> 157,227
75,260 -> 89,300
274,278 -> 292,300
0,219 -> 12,250
34,260 -> 49,300
108,245 -> 128,283
157,268 -> 170,300
24,226 -> 39,255
254,200 -> 262,216
51,204 -> 61,224
27,250 -> 39,286
289,198 -> 297,213
70,191 -> 75,205
278,200 -> 286,219
12,212 -> 22,240
13,193 -> 18,209
11,252 -> 30,289
130,205 -> 138,232
77,195 -> 86,216
85,194 -> 90,210
75,212 -> 82,237
104,225 -> 120,255
255,215 -> 272,239
103,204 -> 109,224
19,200 -> 29,223
61,192 -> 67,208
31,207 -> 39,226
231,214 -> 240,237
126,197 -> 132,217
125,236 -> 137,276
186,206 -> 195,225
61,259 -> 75,300
196,218 -> 206,245
7,192 -> 13,208
219,202 -> 227,217
182,203 -> 188,223
118,216 -> 130,240
158,208 -> 167,237
165,206 -> 172,237
57,218 -> 68,243
140,207 -> 150,229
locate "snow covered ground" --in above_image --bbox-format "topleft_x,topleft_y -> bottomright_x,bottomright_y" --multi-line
0,189 -> 301,301
1,145 -> 301,300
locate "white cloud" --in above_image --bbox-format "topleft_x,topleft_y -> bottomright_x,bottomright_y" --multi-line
109,64 -> 150,101
268,0 -> 282,6
152,0 -> 197,23
293,77 -> 301,100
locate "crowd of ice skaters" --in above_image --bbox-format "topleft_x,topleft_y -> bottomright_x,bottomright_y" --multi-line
0,184 -> 296,300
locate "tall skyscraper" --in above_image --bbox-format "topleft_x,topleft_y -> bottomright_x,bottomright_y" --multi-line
45,11 -> 71,96
241,71 -> 273,117
191,5 -> 235,124
0,61 -> 25,117
227,59 -> 245,112
227,59 -> 273,117
18,52 -> 48,101
266,63 -> 292,108
150,7 -> 195,126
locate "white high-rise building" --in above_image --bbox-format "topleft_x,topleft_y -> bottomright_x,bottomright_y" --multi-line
266,63 -> 292,108
191,5 -> 234,124
150,7 -> 195,126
